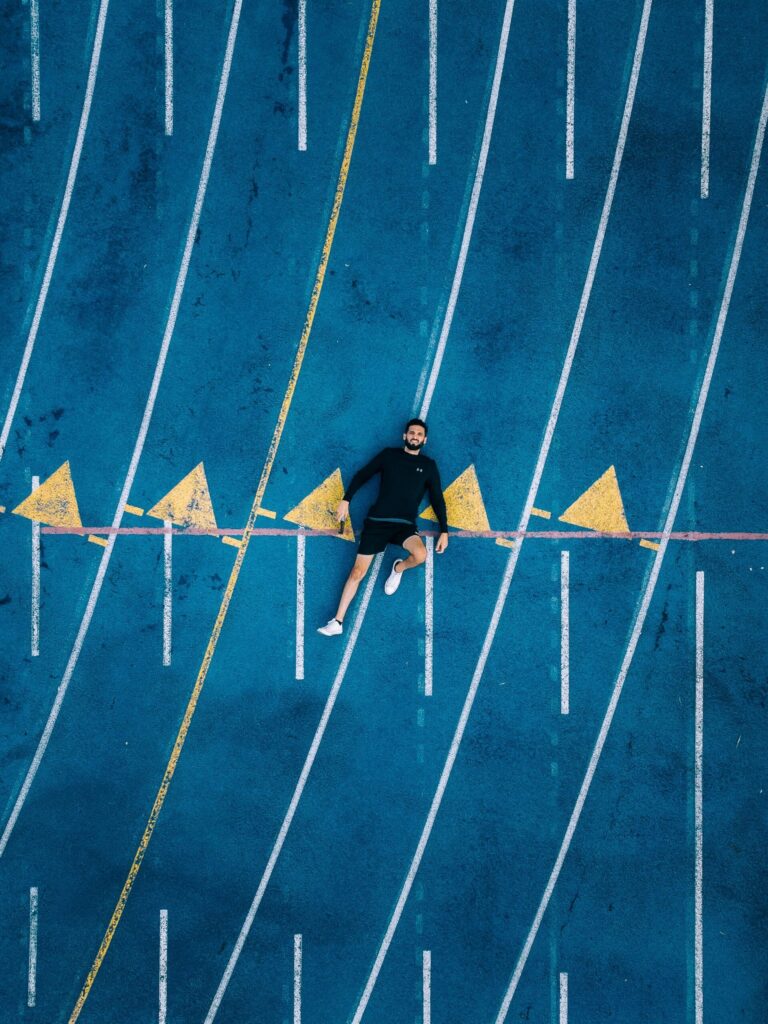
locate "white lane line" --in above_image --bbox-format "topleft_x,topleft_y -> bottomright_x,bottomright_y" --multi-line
159,908 -> 168,1024
495,77 -> 768,1024
28,886 -> 38,1007
201,0 -> 519,1003
351,7 -> 653,1018
428,0 -> 437,165
296,532 -> 306,680
415,0 -> 519,418
293,933 -> 302,1024
566,0 -> 575,178
701,0 -> 713,198
201,0 -> 544,999
694,571 -> 704,1024
425,536 -> 434,697
298,0 -> 307,151
165,0 -> 174,136
163,521 -> 172,667
31,476 -> 41,658
0,0 -> 111,465
202,555 -> 383,1024
560,550 -> 569,714
423,949 -> 432,1024
31,0 -> 41,122
559,971 -> 568,1024
0,0 -> 245,859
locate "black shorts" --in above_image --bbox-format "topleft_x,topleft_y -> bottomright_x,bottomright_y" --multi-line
357,517 -> 419,555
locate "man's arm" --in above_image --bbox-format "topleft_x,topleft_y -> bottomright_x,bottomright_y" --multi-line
428,463 -> 449,534
343,449 -> 386,504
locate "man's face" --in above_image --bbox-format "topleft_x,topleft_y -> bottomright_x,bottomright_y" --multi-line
403,426 -> 427,451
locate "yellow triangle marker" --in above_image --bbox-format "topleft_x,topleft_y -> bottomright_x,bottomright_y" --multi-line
284,469 -> 355,542
147,463 -> 217,530
420,464 -> 490,532
558,466 -> 629,533
12,462 -> 82,527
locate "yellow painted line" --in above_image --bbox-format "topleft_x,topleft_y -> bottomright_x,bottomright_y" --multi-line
124,503 -> 145,516
531,507 -> 551,519
639,539 -> 660,550
495,537 -> 516,549
68,5 -> 382,1021
87,535 -> 108,548
221,536 -> 241,549
256,507 -> 277,520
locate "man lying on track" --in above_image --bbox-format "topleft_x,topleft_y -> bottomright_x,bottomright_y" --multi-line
317,418 -> 449,636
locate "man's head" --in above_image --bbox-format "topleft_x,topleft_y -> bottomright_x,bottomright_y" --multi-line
403,417 -> 427,452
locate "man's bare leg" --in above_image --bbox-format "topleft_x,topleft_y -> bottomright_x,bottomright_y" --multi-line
335,553 -> 374,621
394,535 -> 427,573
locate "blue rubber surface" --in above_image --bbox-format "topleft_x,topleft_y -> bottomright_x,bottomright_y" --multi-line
1,1 -> 767,1021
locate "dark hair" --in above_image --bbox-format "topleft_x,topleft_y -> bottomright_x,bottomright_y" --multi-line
405,417 -> 428,435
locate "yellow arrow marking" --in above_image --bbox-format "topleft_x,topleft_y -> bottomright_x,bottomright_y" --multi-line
284,469 -> 355,542
420,464 -> 490,531
558,465 -> 629,533
11,462 -> 82,528
146,462 -> 217,531
124,504 -> 145,516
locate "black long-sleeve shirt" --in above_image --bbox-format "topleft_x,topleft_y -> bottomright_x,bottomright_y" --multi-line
343,447 -> 448,533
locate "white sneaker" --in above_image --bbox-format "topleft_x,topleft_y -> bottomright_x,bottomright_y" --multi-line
317,618 -> 343,636
384,559 -> 404,596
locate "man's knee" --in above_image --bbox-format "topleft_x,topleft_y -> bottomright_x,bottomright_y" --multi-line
350,559 -> 369,581
411,544 -> 427,565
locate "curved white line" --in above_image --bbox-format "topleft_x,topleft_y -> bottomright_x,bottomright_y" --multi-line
351,3 -> 654,1019
0,0 -> 111,465
0,0 -> 245,858
202,0 -> 523,1017
415,0 -> 518,419
495,72 -> 768,1024
202,555 -> 384,1024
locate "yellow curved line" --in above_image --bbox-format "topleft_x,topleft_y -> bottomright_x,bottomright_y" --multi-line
68,2 -> 382,1019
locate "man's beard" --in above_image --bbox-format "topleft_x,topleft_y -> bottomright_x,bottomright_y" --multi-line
405,439 -> 424,451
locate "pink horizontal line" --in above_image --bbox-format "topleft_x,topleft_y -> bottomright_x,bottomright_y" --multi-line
39,526 -> 768,541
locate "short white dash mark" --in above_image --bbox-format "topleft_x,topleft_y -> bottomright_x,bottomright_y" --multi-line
31,476 -> 40,657
425,536 -> 434,696
298,0 -> 307,150
701,0 -> 713,198
159,908 -> 168,1024
296,532 -> 306,680
165,0 -> 174,136
428,0 -> 437,165
163,521 -> 172,666
31,0 -> 41,122
293,933 -> 302,1024
566,0 -> 575,178
560,551 -> 569,714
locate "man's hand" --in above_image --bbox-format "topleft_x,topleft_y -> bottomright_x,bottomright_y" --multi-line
436,532 -> 449,554
337,499 -> 350,522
